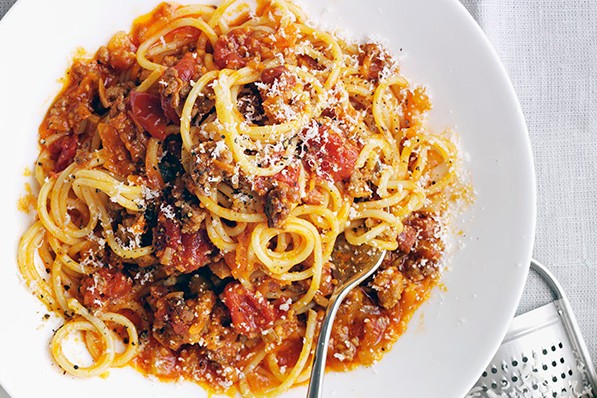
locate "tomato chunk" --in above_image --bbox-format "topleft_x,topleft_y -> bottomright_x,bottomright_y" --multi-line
129,91 -> 169,139
80,268 -> 133,309
222,282 -> 276,337
153,207 -> 213,274
172,52 -> 198,82
304,125 -> 360,182
48,134 -> 78,172
252,163 -> 300,194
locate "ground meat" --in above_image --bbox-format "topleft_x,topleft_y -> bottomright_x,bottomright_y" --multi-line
264,186 -> 297,228
176,198 -> 207,235
384,213 -> 444,281
199,304 -> 243,367
152,291 -> 216,350
103,81 -> 135,110
45,60 -> 101,134
346,168 -> 373,198
236,84 -> 266,124
296,53 -> 325,71
358,43 -> 392,81
80,268 -> 133,310
106,31 -> 138,71
371,267 -> 405,309
329,288 -> 385,365
258,66 -> 303,124
188,141 -> 235,196
316,262 -> 335,297
110,111 -> 148,164
116,212 -> 149,251
213,28 -> 273,70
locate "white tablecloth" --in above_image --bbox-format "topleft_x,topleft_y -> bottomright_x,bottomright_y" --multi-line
1,0 -> 596,396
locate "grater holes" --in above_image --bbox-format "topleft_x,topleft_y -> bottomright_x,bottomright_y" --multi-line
561,372 -> 566,379
491,381 -> 498,389
543,364 -> 549,370
568,369 -> 573,376
551,345 -> 556,352
543,348 -> 548,355
552,376 -> 558,383
491,366 -> 498,374
511,375 -> 518,382
560,357 -> 565,364
512,359 -> 518,367
532,384 -> 538,390
558,342 -> 563,349
482,371 -> 487,378
552,360 -> 557,367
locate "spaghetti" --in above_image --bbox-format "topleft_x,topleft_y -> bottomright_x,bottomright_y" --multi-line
18,0 -> 465,395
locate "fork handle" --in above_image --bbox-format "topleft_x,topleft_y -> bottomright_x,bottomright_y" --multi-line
306,291 -> 346,398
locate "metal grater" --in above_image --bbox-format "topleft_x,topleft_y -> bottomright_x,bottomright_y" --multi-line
467,260 -> 597,398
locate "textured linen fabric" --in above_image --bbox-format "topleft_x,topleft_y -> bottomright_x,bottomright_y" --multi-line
0,0 -> 596,396
0,0 -> 13,16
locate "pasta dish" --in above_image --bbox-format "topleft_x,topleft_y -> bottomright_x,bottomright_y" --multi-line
18,0 -> 465,395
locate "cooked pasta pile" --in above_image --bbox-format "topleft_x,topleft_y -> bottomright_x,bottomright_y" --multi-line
18,0 -> 464,395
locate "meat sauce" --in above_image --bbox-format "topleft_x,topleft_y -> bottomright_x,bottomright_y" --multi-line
37,3 -> 449,395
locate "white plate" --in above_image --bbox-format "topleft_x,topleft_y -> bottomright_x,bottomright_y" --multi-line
0,0 -> 535,397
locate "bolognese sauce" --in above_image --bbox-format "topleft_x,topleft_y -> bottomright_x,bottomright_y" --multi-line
18,1 -> 466,396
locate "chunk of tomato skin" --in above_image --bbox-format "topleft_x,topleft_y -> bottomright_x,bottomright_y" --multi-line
222,282 -> 276,336
154,208 -> 213,274
48,134 -> 78,172
80,268 -> 133,309
179,229 -> 213,273
129,91 -> 169,140
173,52 -> 199,82
305,129 -> 360,182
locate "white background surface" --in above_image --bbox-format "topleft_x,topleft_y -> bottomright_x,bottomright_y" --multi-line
0,0 -> 592,397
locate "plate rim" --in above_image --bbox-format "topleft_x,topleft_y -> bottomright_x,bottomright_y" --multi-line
0,0 -> 536,396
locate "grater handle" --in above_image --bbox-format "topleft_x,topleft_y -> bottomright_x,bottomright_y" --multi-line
531,259 -> 597,394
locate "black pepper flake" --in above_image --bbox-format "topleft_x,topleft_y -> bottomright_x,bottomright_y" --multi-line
64,285 -> 70,291
74,365 -> 79,370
